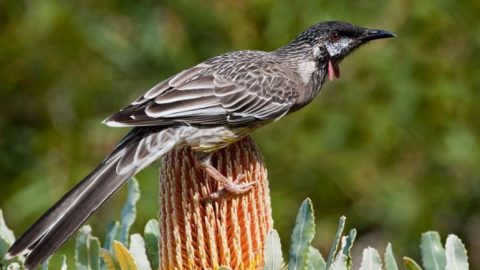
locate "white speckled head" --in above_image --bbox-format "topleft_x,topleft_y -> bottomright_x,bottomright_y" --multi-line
281,21 -> 395,82
287,21 -> 395,63
325,37 -> 354,58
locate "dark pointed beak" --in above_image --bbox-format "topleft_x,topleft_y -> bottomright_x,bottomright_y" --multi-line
360,29 -> 396,42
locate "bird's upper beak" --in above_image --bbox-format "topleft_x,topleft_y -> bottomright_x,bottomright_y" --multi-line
359,29 -> 396,43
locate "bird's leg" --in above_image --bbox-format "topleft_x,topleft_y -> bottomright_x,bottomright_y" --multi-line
194,152 -> 257,201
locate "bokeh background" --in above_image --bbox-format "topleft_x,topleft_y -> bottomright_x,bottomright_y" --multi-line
1,0 -> 479,268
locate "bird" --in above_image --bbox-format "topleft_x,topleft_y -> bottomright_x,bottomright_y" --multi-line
5,20 -> 394,269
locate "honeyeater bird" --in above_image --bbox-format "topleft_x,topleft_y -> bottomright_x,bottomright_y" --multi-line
6,21 -> 394,268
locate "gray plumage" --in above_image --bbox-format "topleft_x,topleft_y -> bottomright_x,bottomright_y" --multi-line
6,21 -> 394,269
104,50 -> 311,127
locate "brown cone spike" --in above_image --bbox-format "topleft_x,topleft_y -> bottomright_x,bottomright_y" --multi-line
159,136 -> 273,270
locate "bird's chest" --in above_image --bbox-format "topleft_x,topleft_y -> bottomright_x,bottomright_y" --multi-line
292,61 -> 326,110
297,60 -> 326,88
179,126 -> 256,153
297,61 -> 318,85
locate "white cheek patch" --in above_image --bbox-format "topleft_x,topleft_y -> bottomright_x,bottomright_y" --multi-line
325,37 -> 352,57
297,61 -> 317,84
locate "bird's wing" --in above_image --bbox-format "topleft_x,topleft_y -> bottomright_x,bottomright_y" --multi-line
103,60 -> 300,127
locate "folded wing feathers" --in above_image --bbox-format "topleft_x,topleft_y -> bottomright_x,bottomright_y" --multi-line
174,75 -> 216,90
106,62 -> 297,127
154,88 -> 213,104
168,65 -> 209,87
146,96 -> 220,118
221,92 -> 258,112
138,80 -> 171,103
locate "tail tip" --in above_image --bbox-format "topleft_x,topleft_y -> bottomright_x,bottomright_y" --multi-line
3,251 -> 15,260
4,247 -> 31,261
102,118 -> 128,127
101,117 -> 111,125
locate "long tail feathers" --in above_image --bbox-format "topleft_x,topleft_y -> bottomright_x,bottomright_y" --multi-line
5,127 -> 176,269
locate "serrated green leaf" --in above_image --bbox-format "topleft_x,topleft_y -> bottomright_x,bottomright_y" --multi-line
359,247 -> 382,270
104,221 -> 120,252
341,229 -> 356,257
143,219 -> 159,270
129,234 -> 151,270
326,216 -> 346,269
329,253 -> 347,270
330,237 -> 349,270
75,225 -> 101,270
384,243 -> 399,270
341,229 -> 356,269
264,229 -> 284,270
307,246 -> 325,270
218,267 -> 233,270
404,257 -> 423,270
101,249 -> 119,270
113,241 -> 138,270
421,231 -> 446,270
445,234 -> 469,270
89,236 -> 101,270
61,254 -> 68,270
0,210 -> 15,259
120,179 -> 140,245
288,198 -> 316,270
76,226 -> 91,270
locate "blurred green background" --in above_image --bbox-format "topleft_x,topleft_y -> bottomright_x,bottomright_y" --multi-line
1,0 -> 479,268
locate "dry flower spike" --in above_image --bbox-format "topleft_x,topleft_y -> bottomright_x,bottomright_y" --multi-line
159,136 -> 273,270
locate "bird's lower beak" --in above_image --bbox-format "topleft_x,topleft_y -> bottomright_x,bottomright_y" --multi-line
360,29 -> 396,42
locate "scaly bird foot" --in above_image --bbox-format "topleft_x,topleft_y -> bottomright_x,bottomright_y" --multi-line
194,152 -> 257,203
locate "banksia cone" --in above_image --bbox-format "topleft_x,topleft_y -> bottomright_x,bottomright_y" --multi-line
159,136 -> 273,270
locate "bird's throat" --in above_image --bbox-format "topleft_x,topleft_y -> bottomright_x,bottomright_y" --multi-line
328,60 -> 340,81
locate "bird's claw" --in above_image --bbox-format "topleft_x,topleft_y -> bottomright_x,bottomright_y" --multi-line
203,176 -> 257,204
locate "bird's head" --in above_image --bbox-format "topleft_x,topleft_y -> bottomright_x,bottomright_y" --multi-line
291,21 -> 395,81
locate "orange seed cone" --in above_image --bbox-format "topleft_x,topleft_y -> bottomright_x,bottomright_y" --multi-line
159,136 -> 273,270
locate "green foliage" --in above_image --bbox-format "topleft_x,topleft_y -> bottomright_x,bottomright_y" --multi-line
0,189 -> 472,269
445,235 -> 469,270
326,216 -> 346,268
99,249 -> 117,270
306,247 -> 326,270
288,198 -> 316,270
264,229 -> 285,270
384,244 -> 399,270
112,241 -> 136,270
119,179 -> 140,246
143,220 -> 160,270
128,234 -> 151,270
0,178 -> 160,270
75,225 -> 101,270
404,257 -> 423,270
103,221 -> 120,253
421,232 -> 446,270
266,198 -> 471,270
359,247 -> 382,270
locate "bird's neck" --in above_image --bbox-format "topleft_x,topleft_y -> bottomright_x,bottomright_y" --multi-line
273,44 -> 328,111
272,42 -> 312,60
292,67 -> 326,112
271,43 -> 328,110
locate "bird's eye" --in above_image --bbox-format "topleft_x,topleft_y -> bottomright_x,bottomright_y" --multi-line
329,32 -> 340,42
